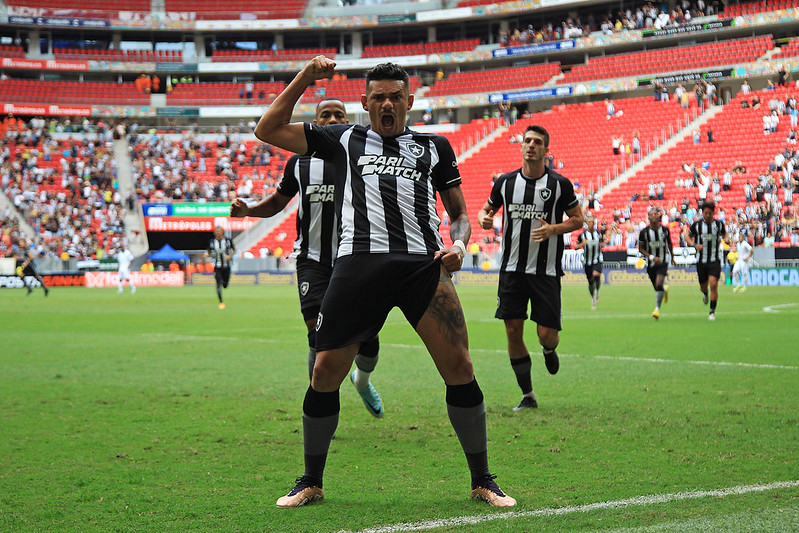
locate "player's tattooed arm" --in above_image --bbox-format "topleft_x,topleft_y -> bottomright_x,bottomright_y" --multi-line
436,186 -> 471,272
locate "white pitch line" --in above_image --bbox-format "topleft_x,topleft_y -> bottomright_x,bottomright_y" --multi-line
383,344 -> 799,371
764,303 -> 799,313
344,480 -> 799,533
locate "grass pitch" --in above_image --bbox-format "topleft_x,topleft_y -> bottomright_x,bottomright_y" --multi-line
1,281 -> 798,532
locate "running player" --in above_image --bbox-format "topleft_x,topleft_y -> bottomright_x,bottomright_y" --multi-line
116,245 -> 136,294
638,208 -> 675,319
205,226 -> 234,309
230,98 -> 383,418
574,213 -> 606,310
15,238 -> 49,296
255,56 -> 515,508
684,202 -> 730,320
477,125 -> 583,411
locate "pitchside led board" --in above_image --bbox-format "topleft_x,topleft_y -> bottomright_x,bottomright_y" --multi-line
141,203 -> 258,232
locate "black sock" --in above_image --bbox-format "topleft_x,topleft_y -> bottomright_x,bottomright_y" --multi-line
216,284 -> 223,303
301,387 -> 340,484
510,356 -> 533,395
710,299 -> 717,312
446,380 -> 489,483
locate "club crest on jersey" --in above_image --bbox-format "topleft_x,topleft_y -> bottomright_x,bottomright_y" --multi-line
405,142 -> 424,158
539,188 -> 552,201
300,281 -> 310,296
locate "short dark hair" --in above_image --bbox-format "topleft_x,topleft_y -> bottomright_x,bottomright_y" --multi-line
365,62 -> 409,92
315,98 -> 345,115
524,125 -> 550,147
701,201 -> 716,212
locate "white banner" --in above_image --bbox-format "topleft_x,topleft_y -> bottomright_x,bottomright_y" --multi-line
85,271 -> 184,288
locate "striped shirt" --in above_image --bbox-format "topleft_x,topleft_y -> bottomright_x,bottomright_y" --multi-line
638,224 -> 671,268
577,229 -> 603,266
305,124 -> 460,257
487,169 -> 579,276
689,219 -> 726,264
277,154 -> 338,267
208,237 -> 234,268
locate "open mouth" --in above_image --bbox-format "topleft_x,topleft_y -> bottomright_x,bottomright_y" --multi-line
381,114 -> 395,130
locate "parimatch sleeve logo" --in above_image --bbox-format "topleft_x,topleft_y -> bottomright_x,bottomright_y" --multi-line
304,184 -> 335,202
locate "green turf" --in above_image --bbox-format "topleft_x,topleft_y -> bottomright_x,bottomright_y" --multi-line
1,282 -> 798,532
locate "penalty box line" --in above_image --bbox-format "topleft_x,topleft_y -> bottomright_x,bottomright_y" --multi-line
346,480 -> 799,533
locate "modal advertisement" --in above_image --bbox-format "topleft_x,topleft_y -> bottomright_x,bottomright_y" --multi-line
84,271 -> 184,288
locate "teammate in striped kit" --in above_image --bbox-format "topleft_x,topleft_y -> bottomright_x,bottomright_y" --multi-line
684,202 -> 730,320
205,226 -> 235,309
574,213 -> 606,310
477,125 -> 583,411
255,56 -> 516,508
230,98 -> 383,419
638,208 -> 675,320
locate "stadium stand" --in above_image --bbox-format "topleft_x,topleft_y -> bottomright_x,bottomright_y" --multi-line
426,63 -> 561,97
3,0 -> 149,15
212,48 -> 337,62
0,80 -> 149,106
362,39 -> 480,58
722,0 -> 799,16
163,0 -> 306,20
774,38 -> 799,59
559,36 -> 774,84
0,45 -> 26,58
53,48 -> 183,63
300,76 -> 422,104
167,81 -> 286,106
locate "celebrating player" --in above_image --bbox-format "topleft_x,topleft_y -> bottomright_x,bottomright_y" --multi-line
255,56 -> 516,508
230,98 -> 383,418
477,125 -> 583,411
684,202 -> 730,320
638,208 -> 675,319
205,226 -> 235,309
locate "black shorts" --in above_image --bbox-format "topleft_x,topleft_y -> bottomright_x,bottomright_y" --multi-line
296,258 -> 333,322
647,263 -> 669,289
696,261 -> 722,284
16,261 -> 37,277
495,272 -> 562,331
584,262 -> 602,280
315,253 -> 441,351
214,266 -> 231,288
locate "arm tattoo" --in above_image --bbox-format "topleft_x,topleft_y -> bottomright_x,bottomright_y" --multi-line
449,216 -> 471,246
428,271 -> 468,347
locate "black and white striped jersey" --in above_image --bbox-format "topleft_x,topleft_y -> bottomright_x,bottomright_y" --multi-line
277,154 -> 338,267
486,169 -> 579,277
304,123 -> 460,257
577,229 -> 603,266
208,237 -> 235,268
689,219 -> 726,264
638,224 -> 671,268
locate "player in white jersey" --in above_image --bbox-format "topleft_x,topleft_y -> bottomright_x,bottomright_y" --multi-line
230,98 -> 383,418
255,56 -> 515,509
732,232 -> 753,292
116,245 -> 136,294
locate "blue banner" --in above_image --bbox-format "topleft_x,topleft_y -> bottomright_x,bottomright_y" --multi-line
489,86 -> 572,103
492,40 -> 576,58
142,203 -> 173,217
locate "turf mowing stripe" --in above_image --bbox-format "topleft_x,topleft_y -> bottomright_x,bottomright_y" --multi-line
346,480 -> 799,533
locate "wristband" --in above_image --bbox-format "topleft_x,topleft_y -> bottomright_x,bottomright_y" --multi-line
452,239 -> 466,258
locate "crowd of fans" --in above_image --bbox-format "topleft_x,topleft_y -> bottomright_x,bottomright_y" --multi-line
499,0 -> 717,48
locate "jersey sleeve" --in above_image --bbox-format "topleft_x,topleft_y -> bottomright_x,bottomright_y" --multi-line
486,173 -> 508,210
304,123 -> 348,161
430,135 -> 461,191
276,154 -> 300,198
558,176 -> 579,210
638,228 -> 648,249
576,231 -> 585,244
689,221 -> 698,240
